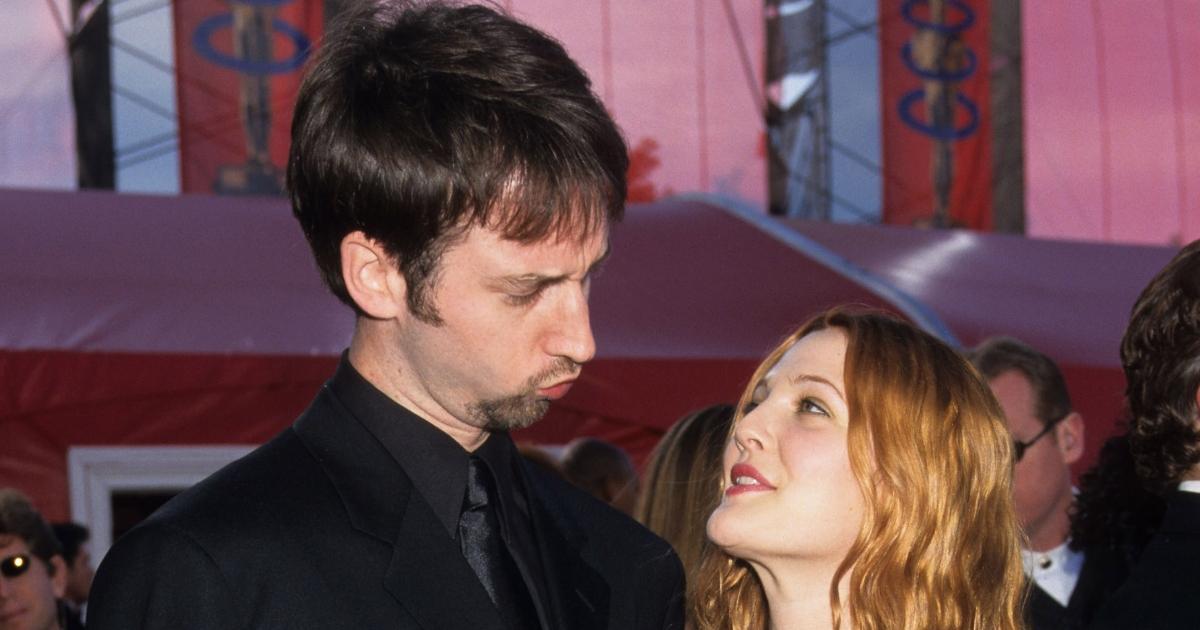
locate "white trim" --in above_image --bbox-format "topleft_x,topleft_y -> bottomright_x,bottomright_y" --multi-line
1179,480 -> 1200,494
67,445 -> 254,563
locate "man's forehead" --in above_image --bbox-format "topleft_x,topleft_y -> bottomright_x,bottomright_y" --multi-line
467,222 -> 609,267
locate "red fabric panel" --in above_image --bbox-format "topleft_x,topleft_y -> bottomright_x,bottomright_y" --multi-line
516,358 -> 758,467
1059,363 -> 1128,482
1,350 -> 335,520
1,349 -> 1130,521
173,1 -> 322,194
2,351 -> 757,521
878,0 -> 992,229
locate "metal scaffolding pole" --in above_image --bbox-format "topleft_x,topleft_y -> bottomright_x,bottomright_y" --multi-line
766,0 -> 830,219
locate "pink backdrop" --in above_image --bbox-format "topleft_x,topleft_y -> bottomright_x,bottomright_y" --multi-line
1024,1 -> 1200,245
507,0 -> 767,207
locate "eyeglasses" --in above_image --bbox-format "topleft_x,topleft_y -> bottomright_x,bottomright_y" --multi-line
0,554 -> 31,578
1012,416 -> 1066,462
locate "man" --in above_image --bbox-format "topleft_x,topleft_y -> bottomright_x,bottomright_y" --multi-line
87,2 -> 684,629
970,338 -> 1126,630
1092,240 -> 1200,629
561,437 -> 639,515
0,489 -> 68,630
49,524 -> 90,628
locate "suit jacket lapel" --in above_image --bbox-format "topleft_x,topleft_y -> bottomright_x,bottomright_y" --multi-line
522,464 -> 610,630
294,390 -> 505,630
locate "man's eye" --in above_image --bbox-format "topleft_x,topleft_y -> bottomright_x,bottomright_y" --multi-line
506,290 -> 542,306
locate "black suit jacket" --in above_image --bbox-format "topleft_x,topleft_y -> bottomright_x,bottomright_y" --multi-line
1090,490 -> 1200,629
88,387 -> 685,629
1025,546 -> 1128,630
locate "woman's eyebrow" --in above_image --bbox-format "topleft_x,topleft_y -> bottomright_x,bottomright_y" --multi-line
789,374 -> 845,402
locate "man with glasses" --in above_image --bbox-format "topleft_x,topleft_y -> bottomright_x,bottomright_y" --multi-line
0,489 -> 68,630
970,338 -> 1124,630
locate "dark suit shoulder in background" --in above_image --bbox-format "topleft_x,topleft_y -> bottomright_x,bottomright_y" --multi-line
1090,491 -> 1200,629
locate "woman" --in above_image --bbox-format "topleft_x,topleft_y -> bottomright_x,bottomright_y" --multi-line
636,403 -> 736,576
692,308 -> 1025,630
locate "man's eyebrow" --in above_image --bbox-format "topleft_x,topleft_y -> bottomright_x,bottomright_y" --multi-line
498,245 -> 611,289
499,273 -> 558,290
790,374 -> 846,401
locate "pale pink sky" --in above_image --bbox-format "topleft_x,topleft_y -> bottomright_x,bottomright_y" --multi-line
0,0 -> 75,190
1024,0 -> 1200,245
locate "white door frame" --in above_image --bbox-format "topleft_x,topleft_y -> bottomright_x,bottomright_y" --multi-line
67,445 -> 254,563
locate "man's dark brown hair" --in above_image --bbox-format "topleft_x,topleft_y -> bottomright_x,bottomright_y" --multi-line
969,336 -> 1072,427
1121,239 -> 1200,491
287,0 -> 628,323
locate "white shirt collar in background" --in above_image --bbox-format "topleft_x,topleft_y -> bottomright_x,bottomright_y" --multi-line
1020,540 -> 1084,607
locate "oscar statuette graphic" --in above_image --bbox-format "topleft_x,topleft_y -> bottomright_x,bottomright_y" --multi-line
193,0 -> 310,195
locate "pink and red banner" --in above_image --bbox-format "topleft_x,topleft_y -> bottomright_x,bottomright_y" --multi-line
879,0 -> 991,229
173,0 -> 322,195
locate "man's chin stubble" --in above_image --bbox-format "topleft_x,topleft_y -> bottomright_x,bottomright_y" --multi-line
470,359 -> 580,431
470,392 -> 549,431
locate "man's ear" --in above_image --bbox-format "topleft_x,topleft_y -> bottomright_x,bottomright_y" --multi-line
1193,385 -> 1200,432
1057,411 -> 1085,465
340,231 -> 406,319
49,555 -> 67,598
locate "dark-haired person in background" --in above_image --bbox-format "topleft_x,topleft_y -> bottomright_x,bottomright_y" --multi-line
561,437 -> 639,515
49,524 -> 90,629
1069,434 -> 1165,576
970,338 -> 1127,630
0,489 -> 68,630
1093,239 -> 1200,630
87,2 -> 683,628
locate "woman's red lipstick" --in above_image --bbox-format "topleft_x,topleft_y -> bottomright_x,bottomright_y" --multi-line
726,463 -> 775,496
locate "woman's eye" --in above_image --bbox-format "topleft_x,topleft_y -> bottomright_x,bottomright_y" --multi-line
741,401 -> 760,415
798,398 -> 828,416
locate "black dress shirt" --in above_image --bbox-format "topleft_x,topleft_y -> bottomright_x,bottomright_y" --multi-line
327,356 -> 549,627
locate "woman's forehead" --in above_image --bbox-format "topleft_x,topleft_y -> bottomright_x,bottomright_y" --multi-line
764,329 -> 848,385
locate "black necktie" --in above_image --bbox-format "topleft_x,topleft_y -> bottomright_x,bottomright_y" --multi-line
459,456 -> 542,630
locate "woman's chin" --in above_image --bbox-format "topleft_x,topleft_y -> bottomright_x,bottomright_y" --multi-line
705,506 -> 760,559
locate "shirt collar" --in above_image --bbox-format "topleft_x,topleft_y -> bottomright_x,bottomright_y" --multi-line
1020,539 -> 1085,606
327,353 -> 471,538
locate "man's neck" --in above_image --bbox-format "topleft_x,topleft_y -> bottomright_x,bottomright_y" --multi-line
347,327 -> 488,451
1025,491 -> 1074,552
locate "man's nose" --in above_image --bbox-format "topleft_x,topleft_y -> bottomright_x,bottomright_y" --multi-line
548,284 -> 595,364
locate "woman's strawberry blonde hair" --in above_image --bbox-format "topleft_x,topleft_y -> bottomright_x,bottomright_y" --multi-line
690,308 -> 1026,630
